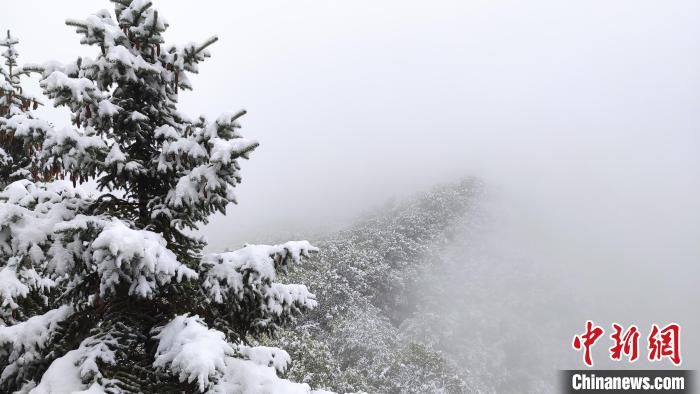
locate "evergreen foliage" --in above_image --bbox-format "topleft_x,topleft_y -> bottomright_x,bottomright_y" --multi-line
0,31 -> 54,329
0,30 -> 49,190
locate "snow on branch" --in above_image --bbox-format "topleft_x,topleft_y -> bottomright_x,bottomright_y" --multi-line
0,305 -> 73,384
40,126 -> 108,173
28,335 -> 116,394
91,220 -> 198,298
42,71 -> 101,104
0,265 -> 29,310
0,181 -> 89,291
212,356 -> 317,394
152,314 -> 325,393
265,283 -> 318,317
0,264 -> 54,310
0,115 -> 51,140
152,314 -> 232,392
200,241 -> 319,310
236,344 -> 291,374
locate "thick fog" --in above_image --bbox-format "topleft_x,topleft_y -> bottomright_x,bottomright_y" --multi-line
5,0 -> 699,380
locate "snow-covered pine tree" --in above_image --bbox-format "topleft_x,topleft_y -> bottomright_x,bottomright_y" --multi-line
0,31 -> 50,190
0,2 -> 324,393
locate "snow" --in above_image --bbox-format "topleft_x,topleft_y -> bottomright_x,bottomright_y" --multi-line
41,71 -> 98,104
127,111 -> 149,122
265,283 -> 318,316
0,181 -> 89,290
116,0 -> 168,36
166,164 -> 224,209
43,127 -> 105,151
104,144 -> 126,166
0,305 -> 72,351
0,203 -> 53,259
161,136 -> 209,161
209,138 -> 259,165
96,100 -> 120,117
152,314 -> 233,391
0,266 -> 29,309
74,383 -> 109,394
91,220 -> 198,297
0,264 -> 51,313
237,345 -> 291,374
201,241 -> 318,309
0,306 -> 73,383
29,350 -> 86,394
66,9 -> 122,50
154,124 -> 179,140
106,46 -> 157,74
151,315 -> 333,393
41,126 -> 107,172
212,357 -> 314,394
28,336 -> 114,394
0,115 -> 51,139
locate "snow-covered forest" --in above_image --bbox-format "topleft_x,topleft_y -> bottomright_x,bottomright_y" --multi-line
1,0 -> 698,393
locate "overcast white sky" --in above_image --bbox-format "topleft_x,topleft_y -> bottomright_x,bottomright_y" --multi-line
3,0 -> 699,254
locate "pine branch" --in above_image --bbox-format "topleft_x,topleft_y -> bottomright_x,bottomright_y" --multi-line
196,36 -> 218,54
230,109 -> 247,123
150,10 -> 159,37
133,1 -> 153,25
184,36 -> 219,64
65,20 -> 88,30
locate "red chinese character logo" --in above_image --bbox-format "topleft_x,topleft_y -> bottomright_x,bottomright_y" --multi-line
609,323 -> 640,362
648,323 -> 681,365
573,320 -> 604,367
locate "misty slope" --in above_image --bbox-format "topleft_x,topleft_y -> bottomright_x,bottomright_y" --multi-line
399,193 -> 576,394
266,180 -> 489,393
